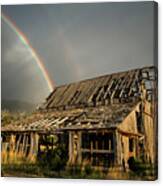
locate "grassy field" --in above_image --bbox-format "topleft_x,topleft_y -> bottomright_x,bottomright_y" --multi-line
1,163 -> 157,180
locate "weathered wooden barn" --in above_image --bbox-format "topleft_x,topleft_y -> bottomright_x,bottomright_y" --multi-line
1,66 -> 157,171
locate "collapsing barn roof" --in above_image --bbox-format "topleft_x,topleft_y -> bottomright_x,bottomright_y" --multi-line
2,66 -> 157,133
1,102 -> 137,132
41,66 -> 156,110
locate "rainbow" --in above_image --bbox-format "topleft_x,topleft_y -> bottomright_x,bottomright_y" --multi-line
1,12 -> 54,92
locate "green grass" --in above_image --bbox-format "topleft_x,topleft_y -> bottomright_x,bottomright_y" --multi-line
1,163 -> 103,179
1,163 -> 157,180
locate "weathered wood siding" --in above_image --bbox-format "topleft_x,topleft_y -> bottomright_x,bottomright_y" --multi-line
143,101 -> 155,164
115,100 -> 156,168
116,104 -> 140,169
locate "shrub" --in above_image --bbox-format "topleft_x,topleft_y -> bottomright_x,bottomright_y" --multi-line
38,144 -> 67,173
128,156 -> 150,176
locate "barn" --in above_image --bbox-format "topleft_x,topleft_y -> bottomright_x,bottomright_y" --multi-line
1,66 -> 157,172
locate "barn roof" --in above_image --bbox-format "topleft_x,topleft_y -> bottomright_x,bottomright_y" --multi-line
41,66 -> 156,111
1,102 -> 138,132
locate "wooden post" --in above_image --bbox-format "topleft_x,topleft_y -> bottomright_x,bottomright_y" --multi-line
90,140 -> 93,164
73,132 -> 78,165
135,136 -> 139,158
68,131 -> 73,165
28,132 -> 39,162
114,130 -> 120,166
77,131 -> 82,164
9,134 -> 16,152
96,132 -> 98,150
15,134 -> 22,154
9,133 -> 16,163
34,133 -> 39,156
21,134 -> 26,156
24,135 -> 29,156
28,133 -> 34,159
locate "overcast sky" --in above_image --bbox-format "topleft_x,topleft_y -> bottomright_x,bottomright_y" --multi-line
1,2 -> 155,104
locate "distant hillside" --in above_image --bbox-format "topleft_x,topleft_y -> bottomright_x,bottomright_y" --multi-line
1,100 -> 38,112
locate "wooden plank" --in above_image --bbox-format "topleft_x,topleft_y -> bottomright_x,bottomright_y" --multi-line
48,87 -> 67,108
77,131 -> 82,164
87,77 -> 107,103
24,135 -> 29,156
59,83 -> 79,106
21,134 -> 27,155
15,134 -> 22,154
28,133 -> 34,158
68,131 -> 73,164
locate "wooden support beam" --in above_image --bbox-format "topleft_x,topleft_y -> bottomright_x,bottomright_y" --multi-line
28,132 -> 39,162
24,135 -> 29,156
77,131 -> 82,164
68,131 -> 73,165
21,134 -> 26,155
114,130 -> 120,165
28,133 -> 34,157
15,134 -> 22,154
9,133 -> 16,163
90,141 -> 93,164
9,134 -> 16,152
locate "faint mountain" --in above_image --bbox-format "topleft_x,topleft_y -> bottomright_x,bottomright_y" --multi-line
1,100 -> 38,112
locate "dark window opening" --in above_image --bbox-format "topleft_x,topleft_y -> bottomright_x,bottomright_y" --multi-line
129,138 -> 134,152
82,133 -> 90,149
81,132 -> 114,167
104,133 -> 108,150
2,134 -> 10,143
135,111 -> 144,133
82,132 -> 114,150
97,133 -> 103,149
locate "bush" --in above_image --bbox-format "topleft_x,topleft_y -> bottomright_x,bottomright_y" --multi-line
37,144 -> 67,173
128,156 -> 150,177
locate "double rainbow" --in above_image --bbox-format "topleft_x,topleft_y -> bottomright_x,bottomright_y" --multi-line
1,12 -> 54,92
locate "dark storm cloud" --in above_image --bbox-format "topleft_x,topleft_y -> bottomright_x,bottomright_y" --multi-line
1,2 -> 155,103
1,20 -> 50,103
